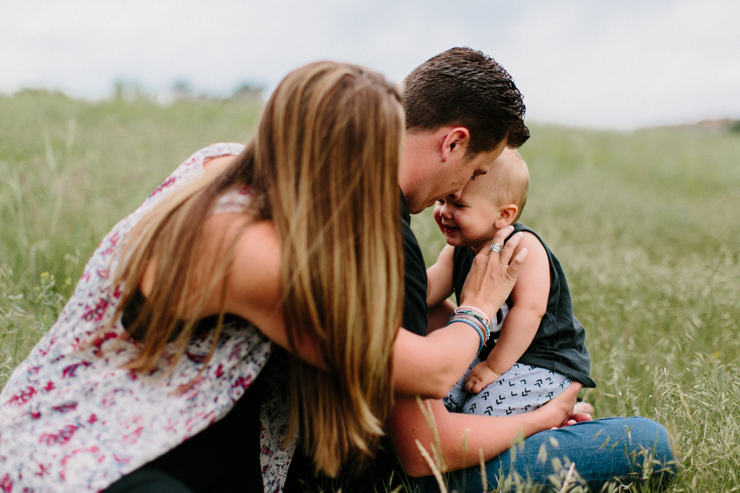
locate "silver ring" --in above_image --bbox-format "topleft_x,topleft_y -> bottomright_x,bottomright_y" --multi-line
489,242 -> 503,253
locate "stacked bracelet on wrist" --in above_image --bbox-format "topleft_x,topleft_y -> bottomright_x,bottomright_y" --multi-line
445,305 -> 492,354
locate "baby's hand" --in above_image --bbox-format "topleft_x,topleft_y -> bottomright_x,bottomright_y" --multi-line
464,361 -> 500,394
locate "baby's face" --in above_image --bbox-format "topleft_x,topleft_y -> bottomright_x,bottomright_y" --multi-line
433,180 -> 503,251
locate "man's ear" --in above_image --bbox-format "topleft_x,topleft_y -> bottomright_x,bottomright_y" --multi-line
494,204 -> 519,229
440,127 -> 471,162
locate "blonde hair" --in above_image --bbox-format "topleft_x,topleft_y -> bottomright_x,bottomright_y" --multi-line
484,148 -> 529,223
111,62 -> 405,476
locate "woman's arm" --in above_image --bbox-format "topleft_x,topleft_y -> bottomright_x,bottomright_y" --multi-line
388,383 -> 584,477
393,325 -> 480,398
393,227 -> 527,398
426,245 -> 455,307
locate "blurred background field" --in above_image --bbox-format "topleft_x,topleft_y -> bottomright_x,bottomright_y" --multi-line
2,91 -> 740,491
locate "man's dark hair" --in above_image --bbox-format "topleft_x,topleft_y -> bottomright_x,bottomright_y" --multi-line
403,47 -> 529,153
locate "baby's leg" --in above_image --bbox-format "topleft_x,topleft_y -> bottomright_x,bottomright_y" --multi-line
461,364 -> 571,416
443,357 -> 483,413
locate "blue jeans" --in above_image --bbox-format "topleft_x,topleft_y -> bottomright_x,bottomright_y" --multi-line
413,417 -> 677,492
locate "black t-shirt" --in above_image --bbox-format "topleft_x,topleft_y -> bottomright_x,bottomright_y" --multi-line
452,223 -> 595,388
400,192 -> 429,336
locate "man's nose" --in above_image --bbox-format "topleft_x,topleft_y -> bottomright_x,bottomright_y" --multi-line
449,189 -> 463,201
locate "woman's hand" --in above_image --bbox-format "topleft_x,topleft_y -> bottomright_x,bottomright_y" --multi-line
459,226 -> 528,319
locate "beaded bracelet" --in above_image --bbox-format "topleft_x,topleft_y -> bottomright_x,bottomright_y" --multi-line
446,306 -> 492,354
446,316 -> 486,353
452,307 -> 492,340
457,305 -> 490,327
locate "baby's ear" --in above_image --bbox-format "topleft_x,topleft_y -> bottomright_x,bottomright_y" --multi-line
494,204 -> 519,229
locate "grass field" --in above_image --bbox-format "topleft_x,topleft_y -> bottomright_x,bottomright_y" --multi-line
2,90 -> 739,491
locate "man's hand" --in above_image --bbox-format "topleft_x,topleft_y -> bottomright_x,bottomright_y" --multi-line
553,410 -> 593,429
464,361 -> 500,393
540,383 -> 593,429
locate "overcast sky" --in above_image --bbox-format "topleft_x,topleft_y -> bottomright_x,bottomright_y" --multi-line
2,0 -> 739,129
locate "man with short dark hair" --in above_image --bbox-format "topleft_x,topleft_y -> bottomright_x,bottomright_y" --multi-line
397,48 -> 531,340
391,48 -> 675,492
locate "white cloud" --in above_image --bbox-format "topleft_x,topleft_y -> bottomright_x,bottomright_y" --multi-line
1,0 -> 738,127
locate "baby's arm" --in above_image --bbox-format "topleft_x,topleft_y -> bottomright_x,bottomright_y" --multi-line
426,245 -> 455,308
464,233 -> 550,393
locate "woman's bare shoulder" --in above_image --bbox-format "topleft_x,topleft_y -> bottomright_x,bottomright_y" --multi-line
212,214 -> 325,367
201,214 -> 281,308
200,214 -> 281,318
230,216 -> 281,292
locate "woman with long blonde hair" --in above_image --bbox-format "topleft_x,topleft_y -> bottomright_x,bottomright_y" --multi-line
0,61 -> 409,491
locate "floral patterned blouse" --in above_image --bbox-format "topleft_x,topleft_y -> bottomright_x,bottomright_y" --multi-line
0,144 -> 295,492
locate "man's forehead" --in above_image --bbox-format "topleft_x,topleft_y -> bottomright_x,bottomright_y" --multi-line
460,175 -> 490,199
467,144 -> 507,169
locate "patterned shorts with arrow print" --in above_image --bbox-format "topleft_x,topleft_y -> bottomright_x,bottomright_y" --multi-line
444,361 -> 571,417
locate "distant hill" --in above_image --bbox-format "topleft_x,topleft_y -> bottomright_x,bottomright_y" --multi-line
666,118 -> 739,133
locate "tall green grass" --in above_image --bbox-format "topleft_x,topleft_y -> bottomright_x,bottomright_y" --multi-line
0,90 -> 262,382
413,125 -> 740,491
2,91 -> 739,490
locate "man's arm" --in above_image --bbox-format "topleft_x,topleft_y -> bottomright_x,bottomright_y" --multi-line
426,299 -> 456,334
426,245 -> 455,308
388,383 -> 583,477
